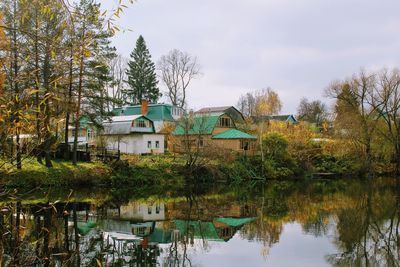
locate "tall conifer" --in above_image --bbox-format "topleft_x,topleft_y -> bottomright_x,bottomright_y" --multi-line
125,35 -> 160,104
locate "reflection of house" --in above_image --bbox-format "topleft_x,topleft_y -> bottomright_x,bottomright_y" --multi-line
174,217 -> 256,242
119,202 -> 166,221
171,112 -> 257,155
102,114 -> 165,154
252,114 -> 297,124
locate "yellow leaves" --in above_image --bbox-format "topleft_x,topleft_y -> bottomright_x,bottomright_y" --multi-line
95,259 -> 102,267
84,49 -> 92,58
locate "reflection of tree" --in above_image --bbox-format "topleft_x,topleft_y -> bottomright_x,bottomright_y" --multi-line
327,180 -> 400,267
302,211 -> 331,237
162,194 -> 201,267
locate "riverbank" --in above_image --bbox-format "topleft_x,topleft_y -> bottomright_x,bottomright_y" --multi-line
0,152 -> 391,191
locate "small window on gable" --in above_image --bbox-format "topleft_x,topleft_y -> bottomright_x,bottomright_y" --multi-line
135,119 -> 146,128
219,117 -> 232,127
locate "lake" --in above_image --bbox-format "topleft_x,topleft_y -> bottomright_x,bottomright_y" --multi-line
0,178 -> 399,266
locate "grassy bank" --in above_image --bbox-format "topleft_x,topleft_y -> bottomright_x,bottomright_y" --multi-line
0,151 -> 376,192
0,159 -> 112,188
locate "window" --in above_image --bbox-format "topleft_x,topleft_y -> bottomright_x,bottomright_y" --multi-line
87,128 -> 95,140
155,204 -> 160,214
199,138 -> 204,147
240,140 -> 249,150
148,206 -> 152,214
147,141 -> 152,148
155,141 -> 160,148
219,117 -> 231,127
135,119 -> 147,128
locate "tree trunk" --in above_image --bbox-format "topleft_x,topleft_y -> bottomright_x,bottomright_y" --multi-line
42,32 -> 52,168
64,44 -> 74,160
73,29 -> 85,166
12,0 -> 21,170
72,48 -> 83,165
34,7 -> 42,164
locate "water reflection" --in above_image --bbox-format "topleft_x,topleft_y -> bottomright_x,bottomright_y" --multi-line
0,178 -> 399,266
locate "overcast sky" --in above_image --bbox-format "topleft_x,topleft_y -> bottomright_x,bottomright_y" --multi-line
101,0 -> 400,113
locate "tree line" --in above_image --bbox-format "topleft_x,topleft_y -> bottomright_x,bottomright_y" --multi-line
0,0 -> 200,170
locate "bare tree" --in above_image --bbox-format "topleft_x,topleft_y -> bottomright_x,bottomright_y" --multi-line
157,49 -> 200,108
370,69 -> 400,175
108,54 -> 127,110
237,92 -> 256,118
326,70 -> 380,173
297,98 -> 328,126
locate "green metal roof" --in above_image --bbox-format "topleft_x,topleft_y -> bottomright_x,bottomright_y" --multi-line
174,220 -> 223,241
173,115 -> 220,135
212,129 -> 256,139
214,217 -> 256,227
112,104 -> 175,121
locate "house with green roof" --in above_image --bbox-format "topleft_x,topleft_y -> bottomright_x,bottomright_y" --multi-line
67,115 -> 97,146
102,114 -> 165,154
111,100 -> 184,133
171,112 -> 257,155
101,100 -> 184,154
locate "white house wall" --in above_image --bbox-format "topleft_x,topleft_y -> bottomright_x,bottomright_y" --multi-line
119,202 -> 165,221
105,134 -> 165,154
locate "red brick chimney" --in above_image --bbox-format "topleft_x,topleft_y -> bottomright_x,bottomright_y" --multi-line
141,99 -> 149,115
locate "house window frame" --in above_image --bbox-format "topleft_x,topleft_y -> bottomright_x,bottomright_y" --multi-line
147,141 -> 152,148
240,140 -> 250,150
155,141 -> 160,148
219,117 -> 232,127
135,119 -> 147,128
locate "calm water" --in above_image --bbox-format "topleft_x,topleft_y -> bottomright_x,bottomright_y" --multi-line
0,178 -> 399,266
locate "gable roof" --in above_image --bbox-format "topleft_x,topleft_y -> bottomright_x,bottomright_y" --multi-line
195,106 -> 245,122
173,115 -> 221,135
212,129 -> 256,139
196,106 -> 233,114
112,104 -> 177,122
102,115 -> 154,135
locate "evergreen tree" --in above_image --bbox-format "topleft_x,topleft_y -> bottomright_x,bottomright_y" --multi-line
125,35 -> 160,104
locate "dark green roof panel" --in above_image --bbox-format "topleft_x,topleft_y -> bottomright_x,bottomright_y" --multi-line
174,220 -> 223,241
214,217 -> 256,227
173,115 -> 220,135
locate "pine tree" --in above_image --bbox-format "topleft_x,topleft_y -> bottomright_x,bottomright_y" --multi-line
125,35 -> 160,104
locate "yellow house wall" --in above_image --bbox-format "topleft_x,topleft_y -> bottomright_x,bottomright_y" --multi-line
170,135 -> 257,155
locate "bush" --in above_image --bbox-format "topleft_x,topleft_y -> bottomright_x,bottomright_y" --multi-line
262,133 -> 299,179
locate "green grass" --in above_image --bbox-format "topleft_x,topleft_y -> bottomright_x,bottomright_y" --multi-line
0,158 -> 112,188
